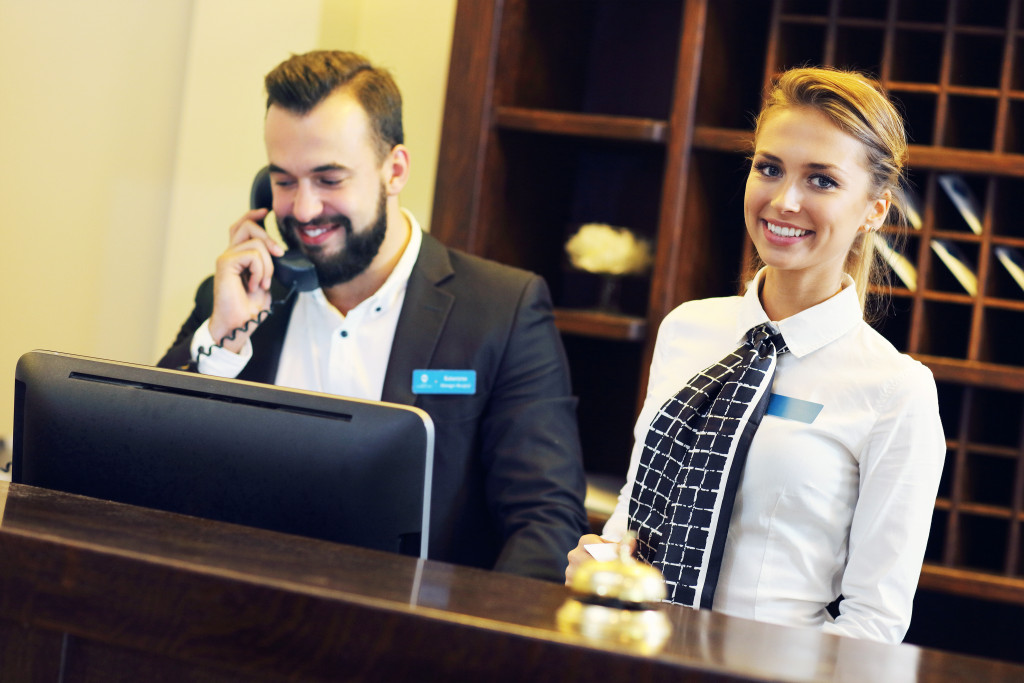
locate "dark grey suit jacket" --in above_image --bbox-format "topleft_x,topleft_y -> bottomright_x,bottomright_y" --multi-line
159,232 -> 588,582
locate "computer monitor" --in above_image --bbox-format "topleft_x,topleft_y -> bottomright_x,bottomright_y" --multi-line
12,350 -> 434,558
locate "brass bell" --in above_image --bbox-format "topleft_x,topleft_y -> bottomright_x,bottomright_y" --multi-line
556,534 -> 671,653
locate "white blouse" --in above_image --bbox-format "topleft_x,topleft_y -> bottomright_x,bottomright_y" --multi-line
604,270 -> 945,644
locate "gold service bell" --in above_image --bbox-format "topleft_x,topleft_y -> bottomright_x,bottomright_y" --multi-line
556,534 -> 671,653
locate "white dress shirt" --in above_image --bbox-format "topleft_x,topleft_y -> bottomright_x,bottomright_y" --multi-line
191,209 -> 423,401
604,269 -> 945,644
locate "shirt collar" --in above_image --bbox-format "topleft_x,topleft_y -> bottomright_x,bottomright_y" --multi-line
363,207 -> 422,315
736,267 -> 862,358
306,207 -> 424,318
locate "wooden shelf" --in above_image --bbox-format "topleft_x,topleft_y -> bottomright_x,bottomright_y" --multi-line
991,236 -> 1024,248
554,308 -> 648,342
947,442 -> 1022,458
694,126 -> 1024,177
935,498 -> 1024,521
980,297 -> 1024,312
908,147 -> 1024,176
920,563 -> 1024,605
888,82 -> 944,94
942,85 -> 1003,98
916,355 -> 1024,391
929,230 -> 983,242
693,126 -> 750,153
494,107 -> 668,143
918,291 -> 975,305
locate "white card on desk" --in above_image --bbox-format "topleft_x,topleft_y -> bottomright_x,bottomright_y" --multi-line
585,542 -> 620,562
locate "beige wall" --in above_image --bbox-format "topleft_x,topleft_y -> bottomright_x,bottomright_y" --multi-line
0,0 -> 457,476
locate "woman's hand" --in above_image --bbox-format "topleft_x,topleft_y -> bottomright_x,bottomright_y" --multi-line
565,534 -> 637,586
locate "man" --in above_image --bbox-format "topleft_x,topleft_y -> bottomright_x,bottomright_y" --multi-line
159,50 -> 587,582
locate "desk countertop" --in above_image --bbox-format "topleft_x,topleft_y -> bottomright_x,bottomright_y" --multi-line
1,481 -> 1021,682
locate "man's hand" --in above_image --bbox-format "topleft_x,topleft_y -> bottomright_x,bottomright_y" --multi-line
209,208 -> 286,352
565,534 -> 636,586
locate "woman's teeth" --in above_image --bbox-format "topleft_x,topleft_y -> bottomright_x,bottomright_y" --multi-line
766,221 -> 808,238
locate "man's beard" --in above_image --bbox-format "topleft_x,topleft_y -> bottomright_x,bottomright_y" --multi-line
279,188 -> 388,287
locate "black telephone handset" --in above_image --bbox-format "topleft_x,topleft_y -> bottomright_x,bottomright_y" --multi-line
271,250 -> 320,293
197,168 -> 320,359
250,165 -> 319,293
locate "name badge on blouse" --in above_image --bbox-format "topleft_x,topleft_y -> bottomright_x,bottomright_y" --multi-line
765,393 -> 823,424
412,370 -> 477,395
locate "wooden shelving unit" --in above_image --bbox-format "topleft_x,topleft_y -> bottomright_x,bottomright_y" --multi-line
430,0 -> 1024,649
494,107 -> 669,143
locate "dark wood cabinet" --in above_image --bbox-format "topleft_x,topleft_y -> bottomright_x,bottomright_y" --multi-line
430,0 -> 1024,626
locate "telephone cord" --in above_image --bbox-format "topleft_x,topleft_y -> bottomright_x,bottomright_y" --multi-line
194,284 -> 298,361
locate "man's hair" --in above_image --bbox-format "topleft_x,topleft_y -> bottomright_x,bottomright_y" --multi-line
265,50 -> 403,161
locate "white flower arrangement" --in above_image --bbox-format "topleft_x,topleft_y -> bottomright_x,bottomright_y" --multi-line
565,223 -> 653,276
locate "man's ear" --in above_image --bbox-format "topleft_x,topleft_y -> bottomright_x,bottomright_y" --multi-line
383,144 -> 411,196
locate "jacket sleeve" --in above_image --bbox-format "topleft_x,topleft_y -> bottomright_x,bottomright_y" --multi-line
156,276 -> 215,370
480,275 -> 589,582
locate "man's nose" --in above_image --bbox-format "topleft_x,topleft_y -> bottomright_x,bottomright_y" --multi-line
292,183 -> 323,223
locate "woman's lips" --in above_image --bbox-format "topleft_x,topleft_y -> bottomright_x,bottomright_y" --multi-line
762,219 -> 811,243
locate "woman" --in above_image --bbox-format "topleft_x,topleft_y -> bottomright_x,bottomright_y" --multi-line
566,67 -> 945,644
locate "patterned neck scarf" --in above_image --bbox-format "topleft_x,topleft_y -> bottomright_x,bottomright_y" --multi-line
628,322 -> 788,609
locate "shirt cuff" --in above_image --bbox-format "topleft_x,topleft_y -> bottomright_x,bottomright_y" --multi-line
191,318 -> 253,378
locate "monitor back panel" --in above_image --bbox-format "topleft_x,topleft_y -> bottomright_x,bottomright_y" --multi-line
13,351 -> 434,558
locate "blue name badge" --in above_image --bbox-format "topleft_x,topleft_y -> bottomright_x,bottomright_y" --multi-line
412,369 -> 477,395
765,393 -> 823,424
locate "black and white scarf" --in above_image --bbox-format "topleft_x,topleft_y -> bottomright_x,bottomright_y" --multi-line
628,323 -> 788,609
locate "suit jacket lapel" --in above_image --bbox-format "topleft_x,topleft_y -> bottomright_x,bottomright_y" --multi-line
382,233 -> 454,405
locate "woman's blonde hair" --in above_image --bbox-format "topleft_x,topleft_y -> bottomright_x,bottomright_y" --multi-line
748,67 -> 909,319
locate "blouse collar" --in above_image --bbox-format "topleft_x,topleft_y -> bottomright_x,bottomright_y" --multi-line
736,267 -> 862,358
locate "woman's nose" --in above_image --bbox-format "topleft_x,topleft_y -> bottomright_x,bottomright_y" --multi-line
771,180 -> 801,213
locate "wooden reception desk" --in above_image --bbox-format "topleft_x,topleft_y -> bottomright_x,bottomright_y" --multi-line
0,481 -> 1020,682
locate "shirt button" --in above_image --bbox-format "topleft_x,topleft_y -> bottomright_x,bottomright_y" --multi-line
340,330 -> 348,338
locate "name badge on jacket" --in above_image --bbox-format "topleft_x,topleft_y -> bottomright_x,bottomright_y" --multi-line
412,370 -> 477,395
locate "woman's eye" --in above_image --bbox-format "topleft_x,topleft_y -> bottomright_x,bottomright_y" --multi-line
753,161 -> 781,178
810,174 -> 837,190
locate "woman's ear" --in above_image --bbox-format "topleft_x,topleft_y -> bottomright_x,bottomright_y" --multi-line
863,189 -> 892,231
